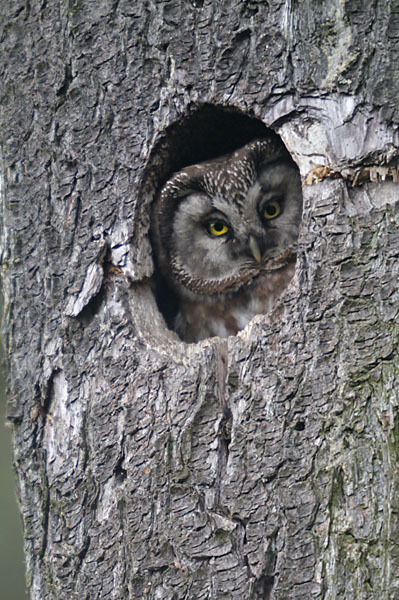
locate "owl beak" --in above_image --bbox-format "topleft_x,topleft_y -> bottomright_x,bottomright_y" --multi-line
248,235 -> 262,264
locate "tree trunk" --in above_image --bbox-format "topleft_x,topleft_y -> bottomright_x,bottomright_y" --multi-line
1,1 -> 399,598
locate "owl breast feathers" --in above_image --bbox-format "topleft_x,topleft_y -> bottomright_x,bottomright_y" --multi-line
151,137 -> 302,342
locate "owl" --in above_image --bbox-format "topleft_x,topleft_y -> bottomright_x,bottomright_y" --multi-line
151,137 -> 302,343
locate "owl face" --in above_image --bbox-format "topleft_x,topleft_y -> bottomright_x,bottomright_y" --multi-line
169,160 -> 302,289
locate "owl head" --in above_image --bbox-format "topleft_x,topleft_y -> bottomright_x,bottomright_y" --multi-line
151,137 -> 302,304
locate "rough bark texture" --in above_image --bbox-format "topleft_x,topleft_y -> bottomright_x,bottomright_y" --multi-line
1,1 -> 399,599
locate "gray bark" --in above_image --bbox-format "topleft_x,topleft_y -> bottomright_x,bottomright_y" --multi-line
1,1 -> 399,599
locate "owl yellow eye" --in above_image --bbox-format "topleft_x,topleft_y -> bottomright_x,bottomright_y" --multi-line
263,199 -> 281,220
207,221 -> 229,236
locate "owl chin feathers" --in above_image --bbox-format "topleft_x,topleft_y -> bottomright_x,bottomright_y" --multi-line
151,137 -> 302,343
174,257 -> 297,343
169,245 -> 296,297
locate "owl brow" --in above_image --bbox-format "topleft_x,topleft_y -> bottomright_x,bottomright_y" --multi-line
259,183 -> 270,194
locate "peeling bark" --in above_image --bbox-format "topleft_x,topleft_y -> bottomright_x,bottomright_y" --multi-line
1,1 -> 399,598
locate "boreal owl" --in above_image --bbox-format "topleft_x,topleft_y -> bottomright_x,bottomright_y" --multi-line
151,137 -> 302,342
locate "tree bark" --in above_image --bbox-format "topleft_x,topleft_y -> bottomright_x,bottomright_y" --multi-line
1,1 -> 399,598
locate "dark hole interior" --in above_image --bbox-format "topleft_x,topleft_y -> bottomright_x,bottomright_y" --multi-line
151,105 -> 274,189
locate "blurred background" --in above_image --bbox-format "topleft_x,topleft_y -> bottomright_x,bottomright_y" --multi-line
0,349 -> 27,599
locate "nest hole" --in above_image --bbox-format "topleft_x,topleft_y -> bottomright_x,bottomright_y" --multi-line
143,104 -> 301,343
